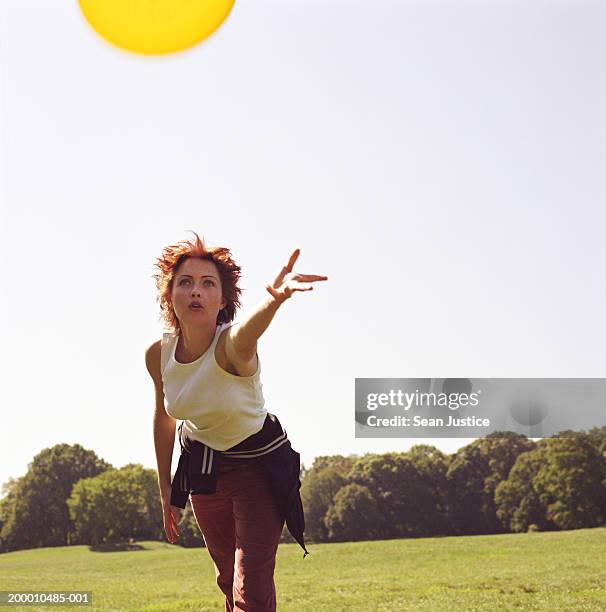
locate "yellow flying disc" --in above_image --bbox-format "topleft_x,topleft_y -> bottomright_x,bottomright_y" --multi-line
79,0 -> 235,55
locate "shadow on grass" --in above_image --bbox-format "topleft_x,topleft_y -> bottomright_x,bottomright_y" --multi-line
89,542 -> 147,553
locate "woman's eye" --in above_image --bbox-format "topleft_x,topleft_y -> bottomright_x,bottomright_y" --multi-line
204,280 -> 214,286
180,279 -> 190,285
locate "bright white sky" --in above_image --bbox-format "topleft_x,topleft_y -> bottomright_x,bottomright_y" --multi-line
1,0 -> 605,492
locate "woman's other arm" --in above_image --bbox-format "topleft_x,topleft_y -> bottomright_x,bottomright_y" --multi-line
145,340 -> 181,542
145,340 -> 175,491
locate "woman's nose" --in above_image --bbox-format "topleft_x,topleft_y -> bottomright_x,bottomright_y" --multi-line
191,281 -> 206,294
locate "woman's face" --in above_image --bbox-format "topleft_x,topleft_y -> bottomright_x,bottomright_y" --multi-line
171,257 -> 225,328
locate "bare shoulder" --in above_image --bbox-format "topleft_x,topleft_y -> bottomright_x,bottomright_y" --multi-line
145,339 -> 162,385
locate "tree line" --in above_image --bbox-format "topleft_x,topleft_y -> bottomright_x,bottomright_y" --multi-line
300,428 -> 606,542
1,428 -> 605,553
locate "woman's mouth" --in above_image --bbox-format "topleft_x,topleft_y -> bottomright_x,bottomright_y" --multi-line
189,304 -> 203,311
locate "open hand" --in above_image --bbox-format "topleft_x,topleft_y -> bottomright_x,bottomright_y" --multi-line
265,249 -> 328,304
160,485 -> 182,544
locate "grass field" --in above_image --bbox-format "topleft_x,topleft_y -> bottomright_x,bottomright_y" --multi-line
1,528 -> 605,611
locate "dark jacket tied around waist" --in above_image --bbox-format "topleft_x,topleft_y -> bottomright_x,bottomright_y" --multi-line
170,413 -> 310,558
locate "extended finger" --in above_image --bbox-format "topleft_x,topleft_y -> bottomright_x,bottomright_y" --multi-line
165,522 -> 175,543
166,511 -> 179,538
285,248 -> 300,271
293,274 -> 328,282
273,249 -> 300,286
171,510 -> 181,532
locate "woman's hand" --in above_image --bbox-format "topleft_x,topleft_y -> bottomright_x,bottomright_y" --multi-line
160,484 -> 182,544
265,249 -> 328,305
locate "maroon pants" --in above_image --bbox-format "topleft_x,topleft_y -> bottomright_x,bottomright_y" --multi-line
190,459 -> 285,612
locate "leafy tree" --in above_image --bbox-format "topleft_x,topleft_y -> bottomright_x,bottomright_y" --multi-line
308,455 -> 358,474
125,463 -> 165,541
496,434 -> 606,533
299,455 -> 357,543
446,432 -> 534,535
348,452 -> 439,538
68,464 -> 163,545
495,445 -> 554,532
324,483 -> 385,542
300,466 -> 348,542
534,435 -> 606,530
0,445 -> 112,552
0,477 -> 22,551
586,426 -> 606,458
405,445 -> 452,535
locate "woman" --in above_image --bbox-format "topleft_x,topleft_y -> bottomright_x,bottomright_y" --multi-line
145,232 -> 327,611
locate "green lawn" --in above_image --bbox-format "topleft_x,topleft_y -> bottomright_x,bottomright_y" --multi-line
1,528 -> 605,611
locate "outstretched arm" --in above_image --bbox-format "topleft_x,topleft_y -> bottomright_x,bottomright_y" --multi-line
225,249 -> 327,366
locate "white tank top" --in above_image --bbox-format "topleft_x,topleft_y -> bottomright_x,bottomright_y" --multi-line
160,322 -> 267,450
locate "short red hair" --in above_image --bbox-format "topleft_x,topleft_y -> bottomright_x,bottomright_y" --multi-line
152,231 -> 242,333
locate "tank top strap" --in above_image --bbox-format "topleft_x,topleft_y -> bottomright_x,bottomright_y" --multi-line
160,331 -> 177,374
211,321 -> 232,351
